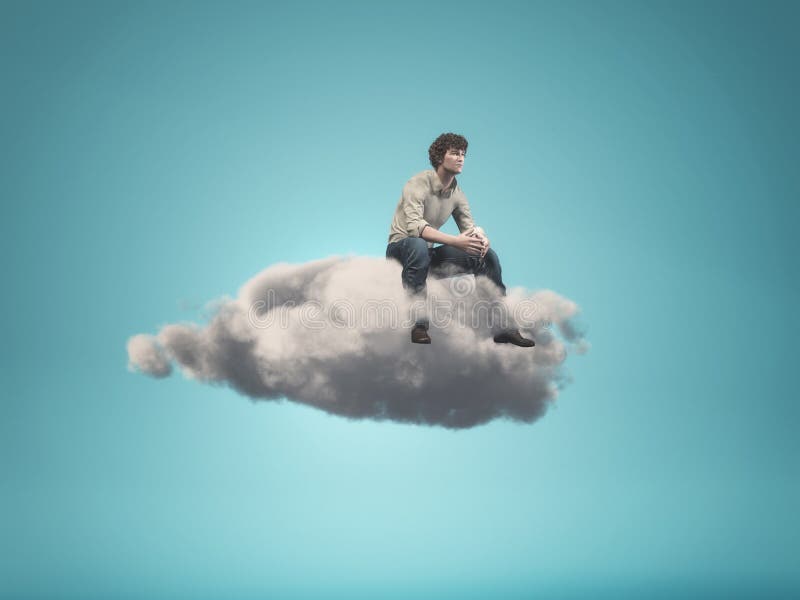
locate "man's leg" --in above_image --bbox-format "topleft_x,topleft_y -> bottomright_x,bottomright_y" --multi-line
429,245 -> 506,295
386,237 -> 432,340
429,245 -> 533,346
386,237 -> 431,297
477,248 -> 506,296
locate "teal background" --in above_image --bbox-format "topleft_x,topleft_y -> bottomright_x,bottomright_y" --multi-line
2,1 -> 798,598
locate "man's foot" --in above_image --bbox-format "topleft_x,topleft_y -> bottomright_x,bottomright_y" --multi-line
411,325 -> 431,344
493,329 -> 535,347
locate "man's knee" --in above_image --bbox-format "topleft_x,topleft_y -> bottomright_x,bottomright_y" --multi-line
483,248 -> 500,268
404,237 -> 431,268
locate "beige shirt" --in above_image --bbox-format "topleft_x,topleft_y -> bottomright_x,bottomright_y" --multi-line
387,169 -> 476,246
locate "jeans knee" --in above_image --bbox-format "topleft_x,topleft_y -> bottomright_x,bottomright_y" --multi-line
404,237 -> 431,268
484,248 -> 500,268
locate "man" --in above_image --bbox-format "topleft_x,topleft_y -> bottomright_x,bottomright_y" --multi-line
386,132 -> 535,346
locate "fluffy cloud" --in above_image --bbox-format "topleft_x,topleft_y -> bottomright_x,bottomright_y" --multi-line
127,256 -> 586,429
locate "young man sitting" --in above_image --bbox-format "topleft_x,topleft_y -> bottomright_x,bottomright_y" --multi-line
386,132 -> 535,347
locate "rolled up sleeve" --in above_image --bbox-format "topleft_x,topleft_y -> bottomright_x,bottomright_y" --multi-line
402,185 -> 430,237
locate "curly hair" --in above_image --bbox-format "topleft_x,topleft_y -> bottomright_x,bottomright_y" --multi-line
428,132 -> 468,169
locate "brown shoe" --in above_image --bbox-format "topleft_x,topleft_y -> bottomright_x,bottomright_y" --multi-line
493,329 -> 535,347
411,325 -> 431,344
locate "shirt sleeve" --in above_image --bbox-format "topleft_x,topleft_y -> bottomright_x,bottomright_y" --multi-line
402,183 -> 431,237
452,192 -> 476,233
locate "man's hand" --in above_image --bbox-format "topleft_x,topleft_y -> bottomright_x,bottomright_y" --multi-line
420,225 -> 489,256
467,227 -> 490,258
453,232 -> 486,256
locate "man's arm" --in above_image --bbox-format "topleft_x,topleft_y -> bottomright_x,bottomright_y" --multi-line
452,195 -> 476,233
453,192 -> 489,257
421,225 -> 485,255
451,192 -> 489,256
401,184 -> 431,238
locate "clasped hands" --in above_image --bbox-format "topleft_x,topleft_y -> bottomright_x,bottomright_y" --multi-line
456,227 -> 490,258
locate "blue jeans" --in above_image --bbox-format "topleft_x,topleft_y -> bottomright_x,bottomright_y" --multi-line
385,237 -> 507,327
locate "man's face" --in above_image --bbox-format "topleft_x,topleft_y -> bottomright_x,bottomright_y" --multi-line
440,147 -> 465,174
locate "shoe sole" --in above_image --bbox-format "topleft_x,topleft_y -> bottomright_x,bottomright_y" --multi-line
494,338 -> 535,347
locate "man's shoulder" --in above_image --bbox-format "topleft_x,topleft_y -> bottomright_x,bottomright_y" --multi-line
405,169 -> 435,188
408,169 -> 436,185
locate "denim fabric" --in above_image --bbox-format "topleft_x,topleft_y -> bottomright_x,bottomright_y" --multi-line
386,237 -> 507,328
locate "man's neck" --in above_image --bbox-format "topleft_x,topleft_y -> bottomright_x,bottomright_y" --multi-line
435,166 -> 456,191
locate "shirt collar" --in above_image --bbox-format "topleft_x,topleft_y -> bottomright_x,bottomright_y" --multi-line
429,169 -> 457,197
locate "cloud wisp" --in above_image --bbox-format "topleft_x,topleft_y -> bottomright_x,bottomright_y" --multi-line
127,256 -> 587,429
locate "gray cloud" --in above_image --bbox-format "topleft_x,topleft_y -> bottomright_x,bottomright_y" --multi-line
126,334 -> 172,378
127,256 -> 586,429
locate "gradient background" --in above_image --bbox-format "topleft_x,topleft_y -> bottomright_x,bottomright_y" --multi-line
2,1 -> 798,598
